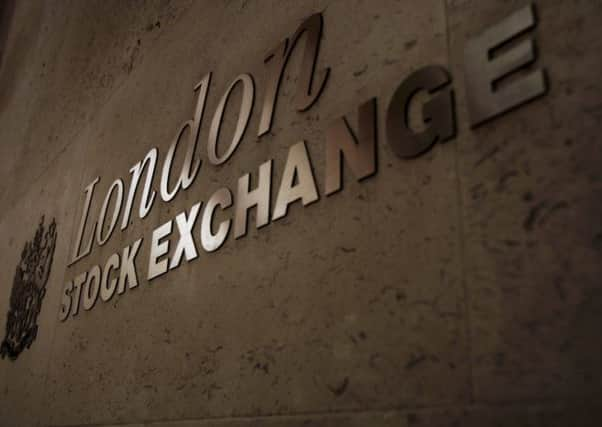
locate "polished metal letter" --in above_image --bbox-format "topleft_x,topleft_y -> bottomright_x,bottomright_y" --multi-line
208,74 -> 255,165
121,147 -> 158,230
386,66 -> 455,158
96,179 -> 124,245
59,281 -> 73,322
169,202 -> 201,270
464,4 -> 546,127
257,13 -> 330,136
70,271 -> 87,317
273,141 -> 319,220
82,265 -> 101,311
201,188 -> 233,252
69,177 -> 100,265
100,252 -> 120,302
118,238 -> 143,293
160,73 -> 211,201
325,98 -> 377,196
148,221 -> 172,280
234,159 -> 272,238
257,40 -> 288,137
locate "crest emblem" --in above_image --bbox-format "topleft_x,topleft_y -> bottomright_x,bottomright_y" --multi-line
1,216 -> 57,360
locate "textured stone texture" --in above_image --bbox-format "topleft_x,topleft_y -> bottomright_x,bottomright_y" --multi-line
47,401 -> 602,427
0,134 -> 87,425
447,0 -> 602,402
0,0 -> 194,220
0,1 -> 600,426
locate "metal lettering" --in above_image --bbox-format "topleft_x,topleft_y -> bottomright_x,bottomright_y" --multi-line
148,221 -> 172,280
96,179 -> 124,245
70,271 -> 87,317
160,73 -> 211,201
121,147 -> 158,230
82,265 -> 101,311
169,202 -> 202,270
273,141 -> 319,220
207,73 -> 255,165
325,98 -> 377,196
464,3 -> 546,127
257,40 -> 288,136
201,188 -> 233,252
100,252 -> 120,302
257,13 -> 330,136
118,238 -> 143,293
386,65 -> 455,158
58,281 -> 72,322
234,159 -> 273,239
69,177 -> 100,265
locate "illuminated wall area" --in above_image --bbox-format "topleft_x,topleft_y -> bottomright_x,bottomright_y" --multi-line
0,1 -> 601,426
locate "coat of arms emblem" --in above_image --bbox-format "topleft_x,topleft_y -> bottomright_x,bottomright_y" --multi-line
1,216 -> 57,360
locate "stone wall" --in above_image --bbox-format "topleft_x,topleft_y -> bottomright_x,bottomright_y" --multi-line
0,1 -> 600,426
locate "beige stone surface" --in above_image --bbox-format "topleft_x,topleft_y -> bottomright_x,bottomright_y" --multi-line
447,0 -> 602,402
0,0 -> 194,220
0,0 -> 599,426
0,134 -> 87,425
50,401 -> 602,427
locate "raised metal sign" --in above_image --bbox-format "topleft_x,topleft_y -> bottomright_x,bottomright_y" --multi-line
57,4 -> 547,322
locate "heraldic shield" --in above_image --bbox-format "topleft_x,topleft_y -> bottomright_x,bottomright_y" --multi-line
1,216 -> 57,360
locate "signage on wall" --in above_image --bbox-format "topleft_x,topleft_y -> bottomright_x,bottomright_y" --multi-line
58,4 -> 547,322
1,217 -> 57,359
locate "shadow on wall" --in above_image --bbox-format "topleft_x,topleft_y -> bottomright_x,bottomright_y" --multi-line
0,0 -> 16,70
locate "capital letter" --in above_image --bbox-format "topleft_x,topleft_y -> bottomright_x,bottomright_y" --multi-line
386,65 -> 455,158
464,4 -> 546,127
58,281 -> 73,322
325,98 -> 377,196
100,252 -> 120,302
273,141 -> 319,220
118,238 -> 143,292
82,265 -> 101,311
70,272 -> 88,317
69,177 -> 100,265
169,202 -> 202,269
201,188 -> 233,252
148,221 -> 172,280
234,160 -> 272,238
